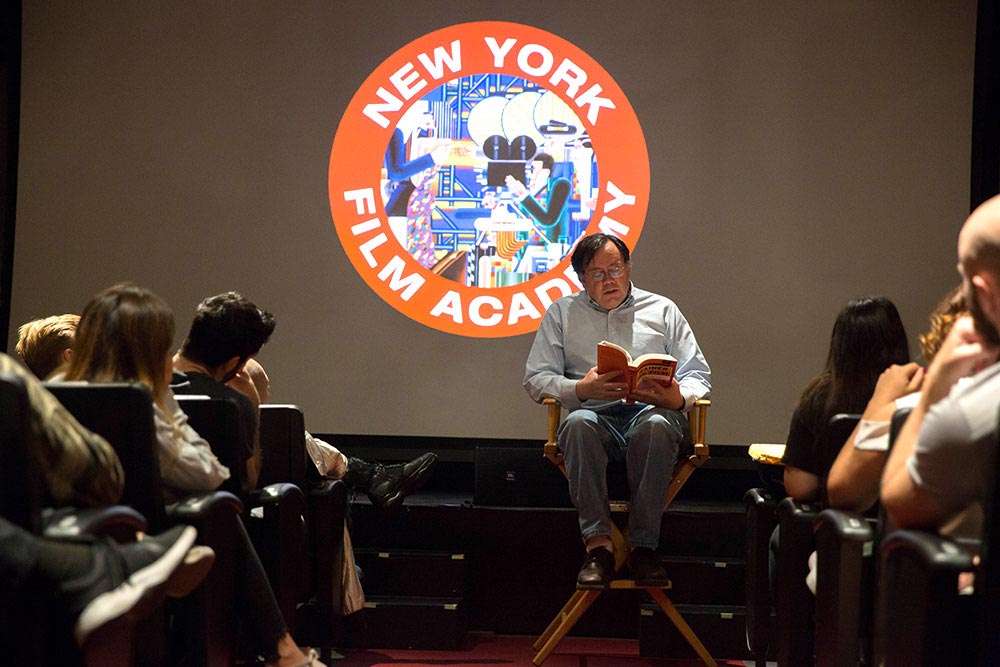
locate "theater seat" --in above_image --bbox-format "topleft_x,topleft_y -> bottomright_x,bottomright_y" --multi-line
47,382 -> 243,667
259,404 -> 348,655
176,396 -> 310,635
0,373 -> 149,667
743,413 -> 860,667
873,405 -> 1000,667
812,407 -> 910,667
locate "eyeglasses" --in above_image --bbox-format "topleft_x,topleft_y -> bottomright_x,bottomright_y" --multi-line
584,264 -> 626,281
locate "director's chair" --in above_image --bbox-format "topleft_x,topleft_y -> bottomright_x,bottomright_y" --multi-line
532,397 -> 715,666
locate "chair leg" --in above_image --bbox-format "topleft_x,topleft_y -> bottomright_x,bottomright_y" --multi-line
647,587 -> 716,667
534,589 -> 586,650
532,590 -> 601,666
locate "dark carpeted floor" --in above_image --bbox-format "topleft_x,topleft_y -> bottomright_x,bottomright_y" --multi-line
334,634 -> 748,667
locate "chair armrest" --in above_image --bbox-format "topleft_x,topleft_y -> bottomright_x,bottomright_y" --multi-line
775,498 -> 820,666
813,509 -> 876,667
690,398 -> 711,455
166,490 -> 245,667
167,490 -> 244,525
42,505 -> 148,543
307,479 -> 349,623
875,529 -> 978,666
744,488 -> 778,659
247,483 -> 309,631
542,398 -> 563,466
815,508 -> 874,543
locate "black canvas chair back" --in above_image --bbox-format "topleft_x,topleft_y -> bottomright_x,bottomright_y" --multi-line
46,382 -> 166,532
0,372 -> 41,532
175,395 -> 247,498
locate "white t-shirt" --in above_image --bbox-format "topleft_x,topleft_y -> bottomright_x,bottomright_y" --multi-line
907,361 -> 1000,515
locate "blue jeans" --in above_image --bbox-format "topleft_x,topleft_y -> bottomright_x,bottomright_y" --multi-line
558,403 -> 690,549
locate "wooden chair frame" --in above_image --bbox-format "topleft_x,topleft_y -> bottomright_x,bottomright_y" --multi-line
534,397 -> 715,666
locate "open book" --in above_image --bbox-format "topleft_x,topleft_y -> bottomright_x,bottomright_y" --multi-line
596,340 -> 677,401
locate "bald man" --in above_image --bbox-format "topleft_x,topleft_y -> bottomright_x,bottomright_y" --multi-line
882,195 -> 1000,530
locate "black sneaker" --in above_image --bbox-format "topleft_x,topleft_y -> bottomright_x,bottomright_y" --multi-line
366,452 -> 438,512
626,547 -> 669,586
69,525 -> 199,645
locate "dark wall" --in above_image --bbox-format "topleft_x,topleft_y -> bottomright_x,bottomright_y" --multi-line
0,1 -> 21,352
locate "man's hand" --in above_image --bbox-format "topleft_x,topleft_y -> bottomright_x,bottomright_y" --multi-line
575,367 -> 628,401
242,358 -> 271,405
864,363 -> 924,418
921,316 -> 999,407
226,363 -> 261,410
630,378 -> 685,411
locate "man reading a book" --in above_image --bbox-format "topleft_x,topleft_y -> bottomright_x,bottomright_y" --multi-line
523,233 -> 711,589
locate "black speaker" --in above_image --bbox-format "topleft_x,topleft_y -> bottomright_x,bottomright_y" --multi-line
473,446 -> 572,508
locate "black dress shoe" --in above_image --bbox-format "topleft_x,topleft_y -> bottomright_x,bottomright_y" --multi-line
626,547 -> 669,586
366,452 -> 438,513
576,546 -> 615,590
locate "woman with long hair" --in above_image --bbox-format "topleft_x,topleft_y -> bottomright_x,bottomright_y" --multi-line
64,282 -> 230,496
63,283 -> 323,667
826,287 -> 967,511
781,296 -> 911,503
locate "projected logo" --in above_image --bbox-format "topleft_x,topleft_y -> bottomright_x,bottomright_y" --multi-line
329,21 -> 649,337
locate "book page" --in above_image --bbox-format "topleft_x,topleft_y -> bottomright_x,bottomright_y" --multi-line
597,340 -> 632,374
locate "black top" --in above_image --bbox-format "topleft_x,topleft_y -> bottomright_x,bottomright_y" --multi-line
781,401 -> 827,476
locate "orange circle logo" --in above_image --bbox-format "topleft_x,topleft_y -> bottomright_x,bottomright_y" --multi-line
329,21 -> 649,337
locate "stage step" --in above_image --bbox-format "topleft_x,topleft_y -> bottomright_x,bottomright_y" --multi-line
639,603 -> 751,661
354,547 -> 467,598
358,596 -> 466,650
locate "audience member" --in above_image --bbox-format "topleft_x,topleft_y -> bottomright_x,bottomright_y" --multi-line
14,314 -> 79,380
523,232 -> 711,589
170,292 -> 437,512
774,297 -> 908,598
62,284 -> 230,498
59,282 -> 323,667
780,297 -> 910,504
882,195 -> 1000,531
827,287 -> 965,512
0,351 -> 123,509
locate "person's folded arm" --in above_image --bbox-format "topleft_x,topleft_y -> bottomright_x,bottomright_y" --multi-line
783,465 -> 820,503
881,401 -> 952,529
827,403 -> 894,512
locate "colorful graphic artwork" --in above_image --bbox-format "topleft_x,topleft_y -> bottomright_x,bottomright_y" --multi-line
330,21 -> 649,337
